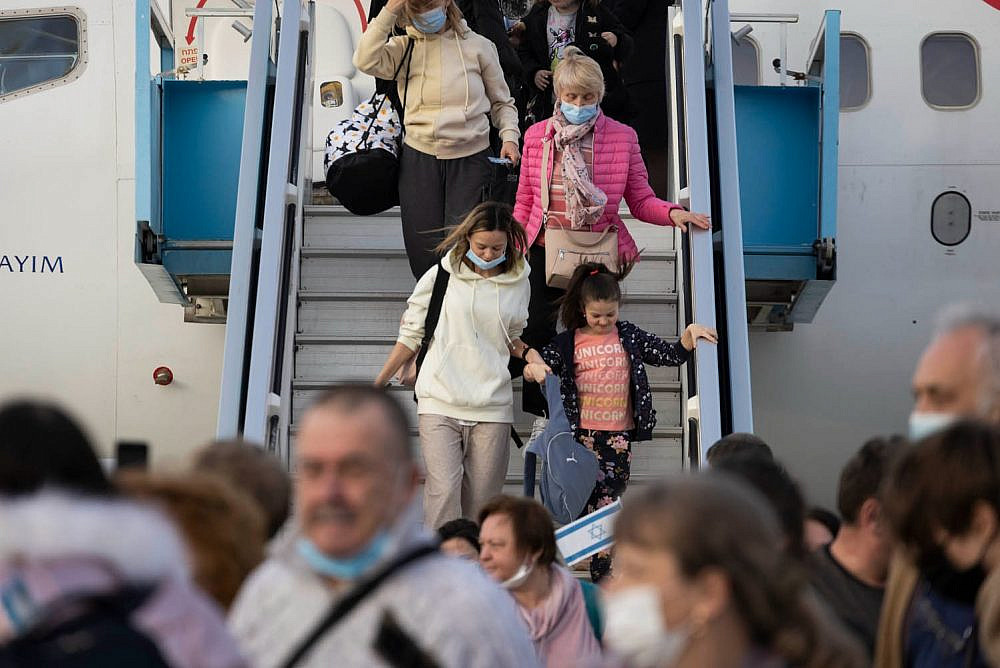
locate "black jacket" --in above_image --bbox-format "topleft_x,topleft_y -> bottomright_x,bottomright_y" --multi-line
603,0 -> 674,86
540,320 -> 689,441
516,0 -> 633,123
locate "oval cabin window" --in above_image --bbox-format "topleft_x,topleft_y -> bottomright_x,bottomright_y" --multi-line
921,33 -> 980,109
930,191 -> 972,247
732,36 -> 760,86
839,34 -> 870,110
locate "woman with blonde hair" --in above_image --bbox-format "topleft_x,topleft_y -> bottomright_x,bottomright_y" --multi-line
604,474 -> 867,668
511,46 -> 711,424
355,0 -> 522,279
375,202 -> 545,528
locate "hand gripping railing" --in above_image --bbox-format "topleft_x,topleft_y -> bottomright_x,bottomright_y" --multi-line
218,0 -> 315,465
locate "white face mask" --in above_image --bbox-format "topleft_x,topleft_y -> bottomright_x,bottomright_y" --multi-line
501,559 -> 534,589
603,585 -> 690,668
908,411 -> 958,441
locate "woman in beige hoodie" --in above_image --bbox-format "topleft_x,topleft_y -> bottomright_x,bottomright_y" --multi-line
354,0 -> 521,279
375,203 -> 546,528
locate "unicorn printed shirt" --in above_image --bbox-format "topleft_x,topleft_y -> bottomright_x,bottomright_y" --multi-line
574,330 -> 634,431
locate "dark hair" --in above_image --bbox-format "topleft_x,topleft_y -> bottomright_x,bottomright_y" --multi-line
706,432 -> 774,466
615,476 -> 866,667
0,400 -> 114,497
195,439 -> 292,539
837,436 -> 906,524
437,518 -> 481,553
806,507 -> 841,540
479,495 -> 557,566
436,201 -> 528,276
713,453 -> 806,559
306,385 -> 413,462
558,261 -> 633,330
884,420 -> 1000,558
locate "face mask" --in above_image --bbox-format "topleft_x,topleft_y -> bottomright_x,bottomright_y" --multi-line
296,531 -> 390,581
560,101 -> 599,125
466,248 -> 506,270
413,7 -> 447,33
603,586 -> 689,668
500,559 -> 534,589
908,411 -> 958,441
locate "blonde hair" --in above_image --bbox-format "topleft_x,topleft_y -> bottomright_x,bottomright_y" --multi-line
435,201 -> 528,275
553,46 -> 605,100
402,0 -> 468,36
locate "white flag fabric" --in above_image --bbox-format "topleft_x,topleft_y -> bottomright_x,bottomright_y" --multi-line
555,499 -> 623,566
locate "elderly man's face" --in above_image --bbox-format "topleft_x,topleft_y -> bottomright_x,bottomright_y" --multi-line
912,326 -> 994,420
295,402 -> 416,557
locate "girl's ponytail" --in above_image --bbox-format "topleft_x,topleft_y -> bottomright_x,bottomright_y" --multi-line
557,260 -> 633,330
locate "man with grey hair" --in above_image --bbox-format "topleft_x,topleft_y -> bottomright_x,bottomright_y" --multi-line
228,385 -> 538,667
908,303 -> 1000,439
876,304 -> 1000,668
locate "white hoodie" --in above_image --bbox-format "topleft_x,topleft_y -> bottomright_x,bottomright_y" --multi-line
398,253 -> 530,422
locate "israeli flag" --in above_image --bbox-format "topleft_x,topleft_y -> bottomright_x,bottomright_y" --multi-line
556,499 -> 622,566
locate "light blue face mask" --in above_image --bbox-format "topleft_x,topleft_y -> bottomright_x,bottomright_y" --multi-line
908,411 -> 958,441
413,7 -> 447,33
296,532 -> 391,580
466,247 -> 506,270
560,101 -> 599,125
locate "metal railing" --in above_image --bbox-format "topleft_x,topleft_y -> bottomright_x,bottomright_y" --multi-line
218,0 -> 314,466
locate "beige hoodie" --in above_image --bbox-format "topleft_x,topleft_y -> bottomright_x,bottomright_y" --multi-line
353,9 -> 520,159
398,253 -> 530,422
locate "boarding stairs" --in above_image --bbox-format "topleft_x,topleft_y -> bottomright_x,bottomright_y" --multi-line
293,205 -> 687,493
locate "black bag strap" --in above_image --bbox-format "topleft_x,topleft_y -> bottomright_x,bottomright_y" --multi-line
360,38 -> 415,147
413,265 -> 450,381
280,544 -> 439,668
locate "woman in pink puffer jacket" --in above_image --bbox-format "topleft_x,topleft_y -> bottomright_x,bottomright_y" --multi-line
511,46 -> 710,421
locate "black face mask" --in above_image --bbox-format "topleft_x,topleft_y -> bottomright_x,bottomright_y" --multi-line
917,548 -> 987,607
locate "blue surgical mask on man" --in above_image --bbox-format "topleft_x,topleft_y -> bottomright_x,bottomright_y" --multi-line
908,411 -> 959,441
413,7 -> 447,33
560,101 -> 599,125
296,532 -> 391,580
466,248 -> 506,270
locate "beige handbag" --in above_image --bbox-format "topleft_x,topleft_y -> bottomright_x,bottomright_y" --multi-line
540,122 -> 619,289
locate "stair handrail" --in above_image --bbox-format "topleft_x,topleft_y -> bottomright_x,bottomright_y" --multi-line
676,0 -> 723,465
219,0 -> 314,461
217,0 -> 279,440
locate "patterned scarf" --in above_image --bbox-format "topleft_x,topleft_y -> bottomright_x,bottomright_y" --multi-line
550,109 -> 607,230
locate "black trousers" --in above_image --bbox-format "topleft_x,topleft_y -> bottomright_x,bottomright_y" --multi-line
399,145 -> 492,279
513,244 -> 565,417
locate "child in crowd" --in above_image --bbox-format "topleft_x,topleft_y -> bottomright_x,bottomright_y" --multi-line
523,262 -> 717,581
516,0 -> 632,123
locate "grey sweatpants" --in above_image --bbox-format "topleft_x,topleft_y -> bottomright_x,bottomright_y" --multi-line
398,144 -> 491,279
418,414 -> 511,529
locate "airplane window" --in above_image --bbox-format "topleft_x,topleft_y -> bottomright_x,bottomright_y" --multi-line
0,13 -> 81,100
839,34 -> 870,110
930,191 -> 972,247
921,33 -> 979,108
732,37 -> 760,86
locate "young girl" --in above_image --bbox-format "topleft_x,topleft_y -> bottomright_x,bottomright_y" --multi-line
523,262 -> 717,581
374,202 -> 544,529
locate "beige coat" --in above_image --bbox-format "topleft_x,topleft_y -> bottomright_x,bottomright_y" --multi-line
353,9 -> 519,159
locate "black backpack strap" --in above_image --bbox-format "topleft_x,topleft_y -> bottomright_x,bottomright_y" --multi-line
399,37 -> 414,126
361,39 -> 415,147
279,544 -> 439,668
413,265 -> 450,381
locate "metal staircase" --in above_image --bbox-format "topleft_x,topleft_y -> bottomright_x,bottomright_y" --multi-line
293,205 -> 687,491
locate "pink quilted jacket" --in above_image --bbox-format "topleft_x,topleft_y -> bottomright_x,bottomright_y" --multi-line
512,113 -> 681,261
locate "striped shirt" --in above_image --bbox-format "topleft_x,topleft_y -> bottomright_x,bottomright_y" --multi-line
539,134 -> 595,246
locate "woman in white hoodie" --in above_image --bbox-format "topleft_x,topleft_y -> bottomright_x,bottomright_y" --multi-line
354,0 -> 522,279
375,202 -> 545,528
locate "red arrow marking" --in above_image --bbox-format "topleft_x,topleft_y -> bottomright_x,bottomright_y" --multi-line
354,0 -> 368,31
185,0 -> 210,45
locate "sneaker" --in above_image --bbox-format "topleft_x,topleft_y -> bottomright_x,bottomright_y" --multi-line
524,416 -> 548,454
